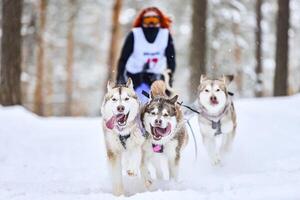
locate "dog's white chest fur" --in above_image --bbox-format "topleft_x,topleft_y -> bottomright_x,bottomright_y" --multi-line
197,108 -> 236,166
105,127 -> 144,151
143,139 -> 178,158
199,117 -> 234,137
105,130 -> 124,151
141,138 -> 178,183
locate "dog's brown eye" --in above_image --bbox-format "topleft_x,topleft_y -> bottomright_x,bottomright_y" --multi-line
163,113 -> 169,117
124,97 -> 129,101
205,89 -> 209,92
216,89 -> 220,92
151,111 -> 156,115
112,98 -> 117,101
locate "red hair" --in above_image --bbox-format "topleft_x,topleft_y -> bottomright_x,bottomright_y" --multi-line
133,7 -> 172,29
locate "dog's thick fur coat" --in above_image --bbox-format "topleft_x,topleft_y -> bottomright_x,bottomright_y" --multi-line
140,81 -> 188,188
101,78 -> 145,196
197,75 -> 237,165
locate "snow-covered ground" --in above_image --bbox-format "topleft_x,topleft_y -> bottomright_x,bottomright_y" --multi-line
1,95 -> 300,199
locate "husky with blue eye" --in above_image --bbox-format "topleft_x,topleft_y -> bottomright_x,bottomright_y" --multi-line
101,78 -> 145,196
197,75 -> 237,166
140,81 -> 188,188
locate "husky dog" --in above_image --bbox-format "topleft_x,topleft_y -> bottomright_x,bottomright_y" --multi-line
101,78 -> 145,196
197,75 -> 237,165
140,81 -> 188,188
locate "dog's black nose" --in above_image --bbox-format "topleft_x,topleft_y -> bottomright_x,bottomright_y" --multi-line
210,96 -> 217,101
117,105 -> 125,112
154,119 -> 162,125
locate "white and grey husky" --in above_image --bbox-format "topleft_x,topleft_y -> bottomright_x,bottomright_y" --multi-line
197,75 -> 237,165
101,78 -> 145,196
140,81 -> 188,188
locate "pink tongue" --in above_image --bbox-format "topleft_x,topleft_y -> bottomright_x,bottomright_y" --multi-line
155,123 -> 171,136
165,123 -> 171,134
153,145 -> 162,152
106,116 -> 116,129
117,114 -> 126,123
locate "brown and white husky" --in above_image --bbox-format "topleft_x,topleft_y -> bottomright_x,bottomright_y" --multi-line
140,80 -> 188,188
197,75 -> 237,165
101,78 -> 145,196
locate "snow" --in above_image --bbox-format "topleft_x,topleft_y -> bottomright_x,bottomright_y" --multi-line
1,95 -> 300,199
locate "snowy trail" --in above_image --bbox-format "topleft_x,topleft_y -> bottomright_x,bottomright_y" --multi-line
1,95 -> 300,199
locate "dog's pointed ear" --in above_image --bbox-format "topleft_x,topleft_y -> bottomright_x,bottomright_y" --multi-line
126,78 -> 134,89
169,95 -> 178,105
222,75 -> 234,84
107,80 -> 113,92
200,74 -> 207,84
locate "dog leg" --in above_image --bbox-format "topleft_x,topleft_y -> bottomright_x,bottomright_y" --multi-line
203,136 -> 220,165
153,160 -> 164,180
168,156 -> 179,181
107,150 -> 124,196
125,147 -> 142,177
220,131 -> 235,157
141,154 -> 153,189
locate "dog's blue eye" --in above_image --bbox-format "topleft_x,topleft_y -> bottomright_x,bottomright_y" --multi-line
205,89 -> 209,92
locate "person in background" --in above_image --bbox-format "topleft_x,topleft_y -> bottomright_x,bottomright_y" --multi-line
116,7 -> 176,103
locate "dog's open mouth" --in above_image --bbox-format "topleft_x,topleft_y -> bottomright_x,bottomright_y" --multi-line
210,99 -> 219,105
116,112 -> 129,126
105,112 -> 129,129
151,123 -> 172,140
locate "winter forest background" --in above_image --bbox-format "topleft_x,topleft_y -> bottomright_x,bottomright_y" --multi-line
0,0 -> 298,116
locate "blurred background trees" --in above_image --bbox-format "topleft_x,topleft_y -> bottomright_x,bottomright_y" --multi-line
189,0 -> 207,102
65,0 -> 78,116
0,0 -> 23,105
274,0 -> 290,96
189,0 -> 207,101
33,0 -> 47,115
255,0 -> 263,97
106,0 -> 122,84
0,0 -> 299,116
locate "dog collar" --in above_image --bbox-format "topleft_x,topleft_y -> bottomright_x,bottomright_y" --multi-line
199,101 -> 233,136
119,134 -> 130,149
152,144 -> 164,153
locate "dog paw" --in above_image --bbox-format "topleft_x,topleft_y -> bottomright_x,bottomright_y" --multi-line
113,185 -> 124,196
211,155 -> 221,166
127,169 -> 137,177
169,176 -> 179,182
145,179 -> 153,189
